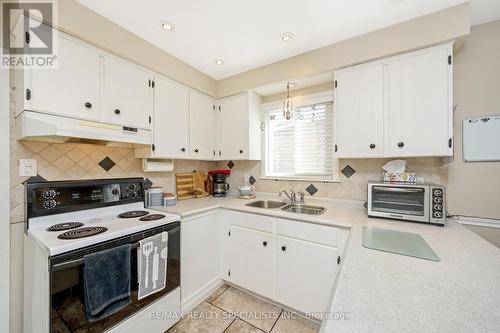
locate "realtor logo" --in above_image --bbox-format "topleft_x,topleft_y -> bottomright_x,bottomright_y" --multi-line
1,0 -> 58,68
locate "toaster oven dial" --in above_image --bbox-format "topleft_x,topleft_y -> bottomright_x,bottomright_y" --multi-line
433,211 -> 443,218
434,204 -> 443,211
433,189 -> 443,197
433,197 -> 443,204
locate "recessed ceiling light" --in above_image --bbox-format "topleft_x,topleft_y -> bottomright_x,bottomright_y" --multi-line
215,59 -> 224,65
159,21 -> 174,31
281,32 -> 294,41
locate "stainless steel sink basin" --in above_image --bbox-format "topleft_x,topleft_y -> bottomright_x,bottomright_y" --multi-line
281,204 -> 326,215
245,200 -> 287,209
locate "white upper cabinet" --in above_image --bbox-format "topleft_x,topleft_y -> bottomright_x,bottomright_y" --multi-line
151,77 -> 190,159
190,90 -> 216,160
387,45 -> 453,157
22,30 -> 101,121
334,63 -> 384,158
216,93 -> 262,160
334,42 -> 453,158
103,56 -> 151,129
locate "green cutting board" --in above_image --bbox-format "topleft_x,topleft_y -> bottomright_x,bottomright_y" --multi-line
362,226 -> 440,261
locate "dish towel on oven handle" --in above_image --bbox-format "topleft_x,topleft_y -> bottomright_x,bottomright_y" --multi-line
138,231 -> 168,300
83,244 -> 131,322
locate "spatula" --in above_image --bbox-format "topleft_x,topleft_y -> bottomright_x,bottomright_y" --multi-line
142,242 -> 153,288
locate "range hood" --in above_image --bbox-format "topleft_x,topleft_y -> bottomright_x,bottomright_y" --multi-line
16,111 -> 152,146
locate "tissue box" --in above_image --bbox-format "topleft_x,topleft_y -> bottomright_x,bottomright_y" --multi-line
382,172 -> 416,183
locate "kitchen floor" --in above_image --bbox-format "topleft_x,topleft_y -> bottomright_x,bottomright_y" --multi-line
168,285 -> 320,333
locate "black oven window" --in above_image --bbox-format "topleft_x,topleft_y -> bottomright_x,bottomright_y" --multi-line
50,232 -> 180,332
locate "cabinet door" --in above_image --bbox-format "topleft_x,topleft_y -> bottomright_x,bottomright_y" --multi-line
153,77 -> 190,158
28,31 -> 101,121
218,95 -> 249,160
387,46 -> 452,157
190,91 -> 216,160
103,56 -> 151,129
226,225 -> 274,298
181,212 -> 220,308
275,236 -> 338,314
334,64 -> 384,158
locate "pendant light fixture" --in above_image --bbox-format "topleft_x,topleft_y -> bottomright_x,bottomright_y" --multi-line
282,82 -> 294,120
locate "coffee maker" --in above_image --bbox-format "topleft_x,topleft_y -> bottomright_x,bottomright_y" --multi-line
208,169 -> 231,197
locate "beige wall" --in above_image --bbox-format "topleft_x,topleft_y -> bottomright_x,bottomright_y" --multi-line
56,0 -> 216,96
449,20 -> 500,220
217,3 -> 470,97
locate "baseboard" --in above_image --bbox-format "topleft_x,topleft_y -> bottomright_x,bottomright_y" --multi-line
181,277 -> 223,314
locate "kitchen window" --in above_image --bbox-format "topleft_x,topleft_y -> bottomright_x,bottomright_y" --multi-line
263,94 -> 338,181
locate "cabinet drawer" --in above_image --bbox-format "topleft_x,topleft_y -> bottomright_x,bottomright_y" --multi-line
223,210 -> 273,233
276,218 -> 339,247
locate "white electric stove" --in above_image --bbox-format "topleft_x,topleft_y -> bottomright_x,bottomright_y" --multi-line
24,178 -> 181,333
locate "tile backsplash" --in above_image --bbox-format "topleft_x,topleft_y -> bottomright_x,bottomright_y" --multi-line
217,158 -> 448,201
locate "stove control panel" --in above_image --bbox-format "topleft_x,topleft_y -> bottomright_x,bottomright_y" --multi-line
27,178 -> 145,218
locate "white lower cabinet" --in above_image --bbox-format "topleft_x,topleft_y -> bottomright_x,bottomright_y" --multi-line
275,236 -> 339,314
221,210 -> 346,315
180,211 -> 221,311
226,225 -> 274,297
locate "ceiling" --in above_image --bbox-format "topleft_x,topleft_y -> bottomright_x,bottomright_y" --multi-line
77,0 -> 500,81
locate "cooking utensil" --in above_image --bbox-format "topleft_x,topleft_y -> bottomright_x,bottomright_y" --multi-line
152,247 -> 159,289
142,242 -> 153,288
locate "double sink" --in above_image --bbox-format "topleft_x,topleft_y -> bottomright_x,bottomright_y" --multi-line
245,200 -> 326,215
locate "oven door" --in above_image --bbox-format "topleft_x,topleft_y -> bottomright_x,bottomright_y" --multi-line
368,184 -> 430,222
48,222 -> 180,333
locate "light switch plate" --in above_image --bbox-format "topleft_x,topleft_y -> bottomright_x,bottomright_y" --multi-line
19,159 -> 37,177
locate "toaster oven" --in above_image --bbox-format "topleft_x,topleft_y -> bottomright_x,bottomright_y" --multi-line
367,182 -> 446,225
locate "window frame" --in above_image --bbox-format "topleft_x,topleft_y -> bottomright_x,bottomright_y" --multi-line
261,91 -> 340,182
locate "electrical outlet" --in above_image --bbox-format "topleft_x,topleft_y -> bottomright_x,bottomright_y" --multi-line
19,159 -> 37,177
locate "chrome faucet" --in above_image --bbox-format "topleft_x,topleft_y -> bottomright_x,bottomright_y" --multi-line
279,189 -> 296,203
298,191 -> 306,204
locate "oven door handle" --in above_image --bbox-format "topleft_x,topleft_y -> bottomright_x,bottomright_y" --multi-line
50,226 -> 180,272
372,186 -> 424,193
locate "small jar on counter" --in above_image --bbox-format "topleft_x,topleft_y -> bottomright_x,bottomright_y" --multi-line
163,193 -> 177,206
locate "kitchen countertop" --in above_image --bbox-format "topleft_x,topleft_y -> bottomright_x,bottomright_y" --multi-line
151,194 -> 500,332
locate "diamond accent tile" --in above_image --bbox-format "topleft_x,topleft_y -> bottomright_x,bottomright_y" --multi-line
248,175 -> 256,185
305,184 -> 318,196
98,156 -> 116,172
341,165 -> 356,178
227,160 -> 235,169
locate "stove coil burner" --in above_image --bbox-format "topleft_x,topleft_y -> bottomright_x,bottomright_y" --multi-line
57,226 -> 108,240
47,222 -> 84,232
118,210 -> 149,218
139,214 -> 166,221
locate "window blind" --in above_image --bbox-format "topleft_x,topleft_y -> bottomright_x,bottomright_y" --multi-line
266,102 -> 334,178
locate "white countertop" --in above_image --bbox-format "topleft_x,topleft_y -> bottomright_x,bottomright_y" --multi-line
151,194 -> 500,332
